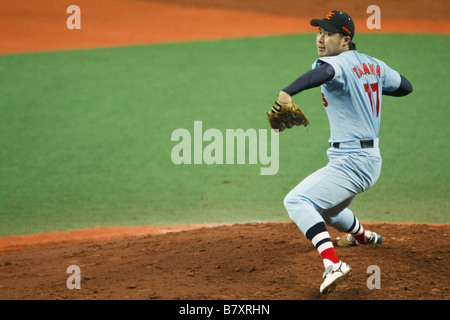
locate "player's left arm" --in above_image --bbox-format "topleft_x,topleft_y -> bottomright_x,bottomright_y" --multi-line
382,75 -> 413,97
376,59 -> 413,97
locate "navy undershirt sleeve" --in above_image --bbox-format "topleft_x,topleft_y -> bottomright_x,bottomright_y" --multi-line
382,75 -> 413,97
282,63 -> 335,96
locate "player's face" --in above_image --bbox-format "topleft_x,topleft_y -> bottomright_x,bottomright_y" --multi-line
316,28 -> 349,57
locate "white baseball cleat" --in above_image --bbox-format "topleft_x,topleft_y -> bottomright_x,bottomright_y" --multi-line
320,261 -> 352,294
336,231 -> 383,248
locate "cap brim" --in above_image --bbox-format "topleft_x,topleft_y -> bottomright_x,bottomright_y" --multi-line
310,19 -> 341,33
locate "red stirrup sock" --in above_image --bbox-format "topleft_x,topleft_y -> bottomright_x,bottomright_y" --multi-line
306,222 -> 340,268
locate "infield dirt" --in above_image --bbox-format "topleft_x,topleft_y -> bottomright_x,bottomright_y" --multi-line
0,222 -> 449,300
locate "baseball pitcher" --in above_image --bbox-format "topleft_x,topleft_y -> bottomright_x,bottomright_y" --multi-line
266,10 -> 413,294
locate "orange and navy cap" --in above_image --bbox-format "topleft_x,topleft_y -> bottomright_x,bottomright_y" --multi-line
310,10 -> 355,39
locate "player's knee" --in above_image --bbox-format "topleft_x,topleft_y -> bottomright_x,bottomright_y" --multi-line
283,193 -> 296,216
322,215 -> 337,226
284,193 -> 322,234
284,193 -> 311,220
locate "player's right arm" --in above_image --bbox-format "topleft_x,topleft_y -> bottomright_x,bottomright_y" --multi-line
277,63 -> 335,103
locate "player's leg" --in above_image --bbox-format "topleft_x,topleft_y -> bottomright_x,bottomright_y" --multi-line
284,149 -> 380,293
324,207 -> 383,247
284,187 -> 353,294
321,148 -> 383,247
284,166 -> 354,293
336,211 -> 383,247
284,166 -> 343,268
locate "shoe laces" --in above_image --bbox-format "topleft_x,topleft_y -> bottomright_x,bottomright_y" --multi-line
322,262 -> 341,279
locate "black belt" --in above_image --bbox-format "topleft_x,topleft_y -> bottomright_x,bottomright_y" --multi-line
331,140 -> 374,149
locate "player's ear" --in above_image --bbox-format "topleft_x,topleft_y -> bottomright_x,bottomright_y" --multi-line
341,35 -> 351,48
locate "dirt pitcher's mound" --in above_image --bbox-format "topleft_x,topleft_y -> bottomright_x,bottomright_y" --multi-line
0,222 -> 448,300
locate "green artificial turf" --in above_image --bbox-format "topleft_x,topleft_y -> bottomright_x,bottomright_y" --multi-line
0,33 -> 448,236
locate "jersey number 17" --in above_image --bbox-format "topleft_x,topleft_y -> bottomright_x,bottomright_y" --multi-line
364,82 -> 380,117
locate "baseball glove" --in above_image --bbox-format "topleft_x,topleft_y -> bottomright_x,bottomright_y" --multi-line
266,99 -> 309,132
